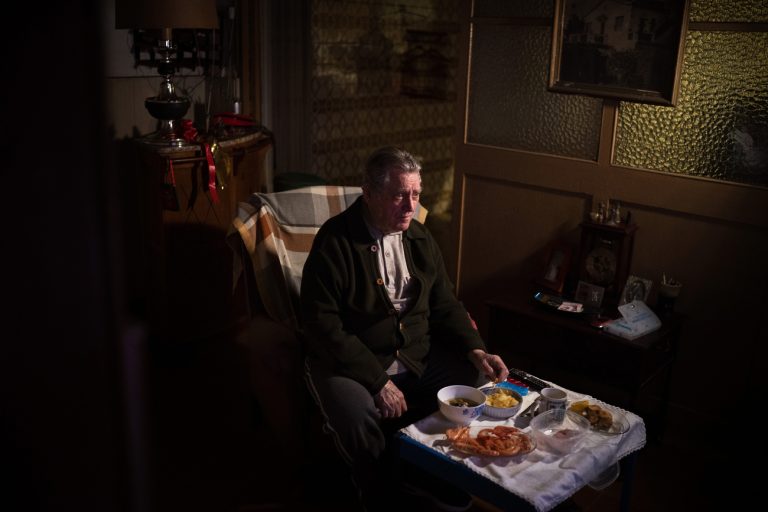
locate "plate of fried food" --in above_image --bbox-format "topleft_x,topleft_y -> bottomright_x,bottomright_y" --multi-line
568,400 -> 630,435
445,425 -> 536,457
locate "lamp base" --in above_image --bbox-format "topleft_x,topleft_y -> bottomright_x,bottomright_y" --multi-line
139,132 -> 192,148
139,119 -> 195,148
142,97 -> 193,147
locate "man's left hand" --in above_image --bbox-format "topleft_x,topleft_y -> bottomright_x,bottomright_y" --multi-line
469,349 -> 509,383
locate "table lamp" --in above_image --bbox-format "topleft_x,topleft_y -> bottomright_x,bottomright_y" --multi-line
116,0 -> 219,146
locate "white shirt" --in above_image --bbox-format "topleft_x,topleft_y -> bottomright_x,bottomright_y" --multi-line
366,222 -> 416,375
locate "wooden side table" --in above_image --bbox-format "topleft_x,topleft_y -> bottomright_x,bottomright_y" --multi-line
135,130 -> 273,342
486,287 -> 682,441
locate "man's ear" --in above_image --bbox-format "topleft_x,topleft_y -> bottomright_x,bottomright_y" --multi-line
362,184 -> 371,202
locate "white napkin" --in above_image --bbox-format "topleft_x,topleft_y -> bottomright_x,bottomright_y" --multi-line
400,386 -> 646,512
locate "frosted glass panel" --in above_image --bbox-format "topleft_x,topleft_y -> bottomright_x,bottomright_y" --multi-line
690,0 -> 768,23
467,24 -> 602,160
473,0 -> 553,18
614,31 -> 768,187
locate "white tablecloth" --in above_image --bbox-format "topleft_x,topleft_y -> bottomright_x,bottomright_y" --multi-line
399,385 -> 646,512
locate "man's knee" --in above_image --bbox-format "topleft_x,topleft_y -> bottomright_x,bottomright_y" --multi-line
307,368 -> 387,462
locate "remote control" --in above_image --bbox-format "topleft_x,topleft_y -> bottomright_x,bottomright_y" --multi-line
506,368 -> 548,392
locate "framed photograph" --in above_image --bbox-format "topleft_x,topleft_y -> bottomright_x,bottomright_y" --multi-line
575,280 -> 605,309
536,243 -> 573,294
620,275 -> 653,305
549,0 -> 690,106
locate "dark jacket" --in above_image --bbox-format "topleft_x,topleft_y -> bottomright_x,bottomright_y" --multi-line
300,197 -> 486,394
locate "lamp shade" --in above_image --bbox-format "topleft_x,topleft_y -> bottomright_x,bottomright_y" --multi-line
115,0 -> 219,29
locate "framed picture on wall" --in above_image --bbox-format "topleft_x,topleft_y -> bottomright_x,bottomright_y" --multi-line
549,0 -> 690,106
536,242 -> 573,295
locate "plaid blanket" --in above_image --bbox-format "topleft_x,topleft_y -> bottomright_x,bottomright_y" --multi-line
228,185 -> 428,330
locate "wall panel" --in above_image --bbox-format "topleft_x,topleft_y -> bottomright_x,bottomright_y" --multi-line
456,173 -> 589,329
452,0 -> 768,436
454,155 -> 768,432
601,202 -> 768,416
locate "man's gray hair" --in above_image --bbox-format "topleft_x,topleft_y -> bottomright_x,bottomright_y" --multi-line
363,146 -> 421,192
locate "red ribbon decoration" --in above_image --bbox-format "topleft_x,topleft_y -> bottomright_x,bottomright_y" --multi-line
167,159 -> 176,186
182,119 -> 198,142
212,113 -> 259,127
182,119 -> 219,204
203,143 -> 218,203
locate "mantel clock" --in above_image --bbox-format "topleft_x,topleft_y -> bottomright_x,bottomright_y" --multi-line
576,221 -> 637,306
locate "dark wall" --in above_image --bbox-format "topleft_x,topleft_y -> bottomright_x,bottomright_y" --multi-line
1,2 -> 139,511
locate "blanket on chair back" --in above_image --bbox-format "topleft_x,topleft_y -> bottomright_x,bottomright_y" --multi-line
229,185 -> 364,330
229,185 -> 428,331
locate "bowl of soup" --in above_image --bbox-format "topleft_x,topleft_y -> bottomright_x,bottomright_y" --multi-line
437,385 -> 486,425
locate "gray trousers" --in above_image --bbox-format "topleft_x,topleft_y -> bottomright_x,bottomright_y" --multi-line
304,342 -> 481,503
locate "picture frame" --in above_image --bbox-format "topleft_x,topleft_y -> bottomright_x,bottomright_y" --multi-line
575,280 -> 606,309
619,275 -> 653,305
549,0 -> 690,106
536,243 -> 573,294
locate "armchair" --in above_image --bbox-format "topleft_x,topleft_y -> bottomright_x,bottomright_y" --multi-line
227,185 -> 428,461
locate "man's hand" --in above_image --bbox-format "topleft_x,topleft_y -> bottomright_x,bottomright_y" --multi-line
374,380 -> 408,419
469,349 -> 509,384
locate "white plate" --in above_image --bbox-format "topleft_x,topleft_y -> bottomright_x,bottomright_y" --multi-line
598,409 -> 630,435
568,400 -> 630,435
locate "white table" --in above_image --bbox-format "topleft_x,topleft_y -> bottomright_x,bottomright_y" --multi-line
397,383 -> 646,512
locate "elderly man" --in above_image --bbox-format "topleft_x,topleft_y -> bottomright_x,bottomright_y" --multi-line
301,146 -> 508,511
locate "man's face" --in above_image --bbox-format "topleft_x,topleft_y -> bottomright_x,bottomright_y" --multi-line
364,169 -> 422,234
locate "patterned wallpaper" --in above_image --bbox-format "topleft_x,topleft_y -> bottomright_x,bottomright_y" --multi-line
310,0 -> 459,214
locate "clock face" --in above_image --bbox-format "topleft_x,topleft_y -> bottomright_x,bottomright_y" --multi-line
585,246 -> 616,285
578,222 -> 637,303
